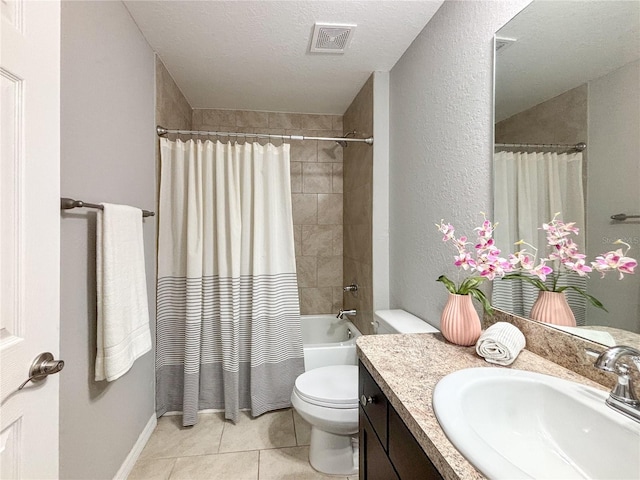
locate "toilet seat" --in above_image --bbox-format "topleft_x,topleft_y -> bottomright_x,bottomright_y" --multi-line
293,365 -> 358,409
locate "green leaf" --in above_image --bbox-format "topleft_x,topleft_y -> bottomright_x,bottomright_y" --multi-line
436,275 -> 457,294
562,285 -> 608,312
458,276 -> 486,295
503,273 -> 549,292
468,287 -> 494,315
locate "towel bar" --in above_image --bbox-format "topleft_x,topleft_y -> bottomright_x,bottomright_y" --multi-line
611,213 -> 640,221
60,197 -> 155,217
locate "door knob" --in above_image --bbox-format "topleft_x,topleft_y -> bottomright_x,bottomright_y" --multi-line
17,352 -> 64,390
360,394 -> 374,407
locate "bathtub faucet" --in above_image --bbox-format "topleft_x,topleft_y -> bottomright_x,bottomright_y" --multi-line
337,309 -> 357,319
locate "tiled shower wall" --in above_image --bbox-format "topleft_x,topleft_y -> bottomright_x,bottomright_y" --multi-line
343,76 -> 374,335
192,110 -> 345,315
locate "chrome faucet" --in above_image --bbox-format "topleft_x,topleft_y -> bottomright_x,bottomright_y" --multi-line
337,309 -> 357,319
593,345 -> 640,422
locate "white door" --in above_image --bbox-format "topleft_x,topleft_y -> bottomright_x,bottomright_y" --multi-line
1,0 -> 60,478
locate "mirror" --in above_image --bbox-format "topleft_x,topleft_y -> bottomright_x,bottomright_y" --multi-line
492,0 -> 640,345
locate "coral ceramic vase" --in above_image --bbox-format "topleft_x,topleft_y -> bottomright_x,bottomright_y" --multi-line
529,291 -> 576,327
440,293 -> 482,346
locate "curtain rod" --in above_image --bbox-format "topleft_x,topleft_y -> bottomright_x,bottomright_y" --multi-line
495,142 -> 586,152
156,125 -> 373,146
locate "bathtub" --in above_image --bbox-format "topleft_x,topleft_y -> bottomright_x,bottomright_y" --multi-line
300,314 -> 362,371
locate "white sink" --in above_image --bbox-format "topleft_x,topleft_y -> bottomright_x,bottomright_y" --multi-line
433,368 -> 640,479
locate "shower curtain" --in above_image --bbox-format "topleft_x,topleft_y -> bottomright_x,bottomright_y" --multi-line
492,150 -> 587,325
156,137 -> 304,426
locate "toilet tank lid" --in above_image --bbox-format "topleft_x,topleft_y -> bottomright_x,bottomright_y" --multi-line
374,309 -> 440,334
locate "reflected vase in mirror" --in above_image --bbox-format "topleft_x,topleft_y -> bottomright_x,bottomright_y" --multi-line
529,291 -> 576,327
440,293 -> 482,346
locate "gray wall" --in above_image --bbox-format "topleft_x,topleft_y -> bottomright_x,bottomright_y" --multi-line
586,60 -> 640,331
60,1 -> 156,478
388,0 -> 530,327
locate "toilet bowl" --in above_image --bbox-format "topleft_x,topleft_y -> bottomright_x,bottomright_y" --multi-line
291,310 -> 440,476
290,365 -> 359,475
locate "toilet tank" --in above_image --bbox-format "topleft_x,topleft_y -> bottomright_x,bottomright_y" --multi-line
373,309 -> 440,334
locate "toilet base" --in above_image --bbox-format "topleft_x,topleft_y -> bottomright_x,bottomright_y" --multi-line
309,426 -> 358,476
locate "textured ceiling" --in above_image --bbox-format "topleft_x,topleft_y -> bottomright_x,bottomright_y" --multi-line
124,0 -> 444,114
495,1 -> 640,122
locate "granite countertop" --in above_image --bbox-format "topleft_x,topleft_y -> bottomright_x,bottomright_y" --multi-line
356,332 -> 608,480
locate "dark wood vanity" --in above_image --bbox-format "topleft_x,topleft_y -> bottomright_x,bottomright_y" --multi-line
359,362 -> 443,480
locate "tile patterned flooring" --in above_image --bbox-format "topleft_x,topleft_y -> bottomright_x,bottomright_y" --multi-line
129,408 -> 356,480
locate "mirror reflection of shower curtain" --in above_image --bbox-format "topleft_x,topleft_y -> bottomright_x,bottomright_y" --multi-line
492,151 -> 587,325
156,137 -> 304,426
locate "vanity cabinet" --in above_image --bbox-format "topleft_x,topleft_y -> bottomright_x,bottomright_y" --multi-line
359,362 -> 443,480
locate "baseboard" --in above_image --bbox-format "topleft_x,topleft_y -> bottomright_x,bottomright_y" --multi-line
113,413 -> 157,480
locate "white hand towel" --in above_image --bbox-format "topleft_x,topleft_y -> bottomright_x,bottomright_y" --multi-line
95,203 -> 152,382
475,322 -> 526,366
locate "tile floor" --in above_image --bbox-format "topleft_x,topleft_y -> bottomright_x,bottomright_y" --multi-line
129,408 -> 356,480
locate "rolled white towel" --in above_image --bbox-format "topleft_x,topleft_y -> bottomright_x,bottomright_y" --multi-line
476,322 -> 526,366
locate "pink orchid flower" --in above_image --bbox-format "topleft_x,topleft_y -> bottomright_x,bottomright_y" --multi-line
531,261 -> 553,281
436,220 -> 455,241
592,242 -> 638,279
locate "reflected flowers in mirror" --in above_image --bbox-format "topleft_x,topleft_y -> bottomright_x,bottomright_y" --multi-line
504,213 -> 637,312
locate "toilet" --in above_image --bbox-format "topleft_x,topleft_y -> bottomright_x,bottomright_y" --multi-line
291,309 -> 439,475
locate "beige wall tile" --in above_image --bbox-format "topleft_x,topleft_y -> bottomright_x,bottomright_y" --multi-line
332,164 -> 343,193
303,163 -> 332,193
300,114 -> 333,130
332,287 -> 344,313
343,144 -> 373,191
344,183 -> 371,225
192,109 -> 203,127
317,194 -> 343,225
294,225 -> 302,257
332,115 -> 344,131
236,110 -> 269,128
201,109 -> 237,128
290,162 -> 302,193
292,194 -> 317,225
156,57 -> 191,131
333,225 -> 343,256
296,256 -> 317,287
290,140 -> 318,163
344,224 -> 372,264
299,287 -> 333,315
301,225 -> 334,256
343,75 -> 373,332
269,112 -> 302,129
170,452 -> 258,480
317,256 -> 343,287
495,84 -> 587,145
344,75 -> 373,134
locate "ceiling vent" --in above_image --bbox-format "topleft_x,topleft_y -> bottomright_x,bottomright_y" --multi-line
310,23 -> 356,54
495,36 -> 517,54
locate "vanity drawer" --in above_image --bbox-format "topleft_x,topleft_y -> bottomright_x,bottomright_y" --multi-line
359,361 -> 388,448
388,405 -> 443,480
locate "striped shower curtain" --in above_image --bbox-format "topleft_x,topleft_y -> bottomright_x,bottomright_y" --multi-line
492,150 -> 587,325
156,137 -> 304,426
